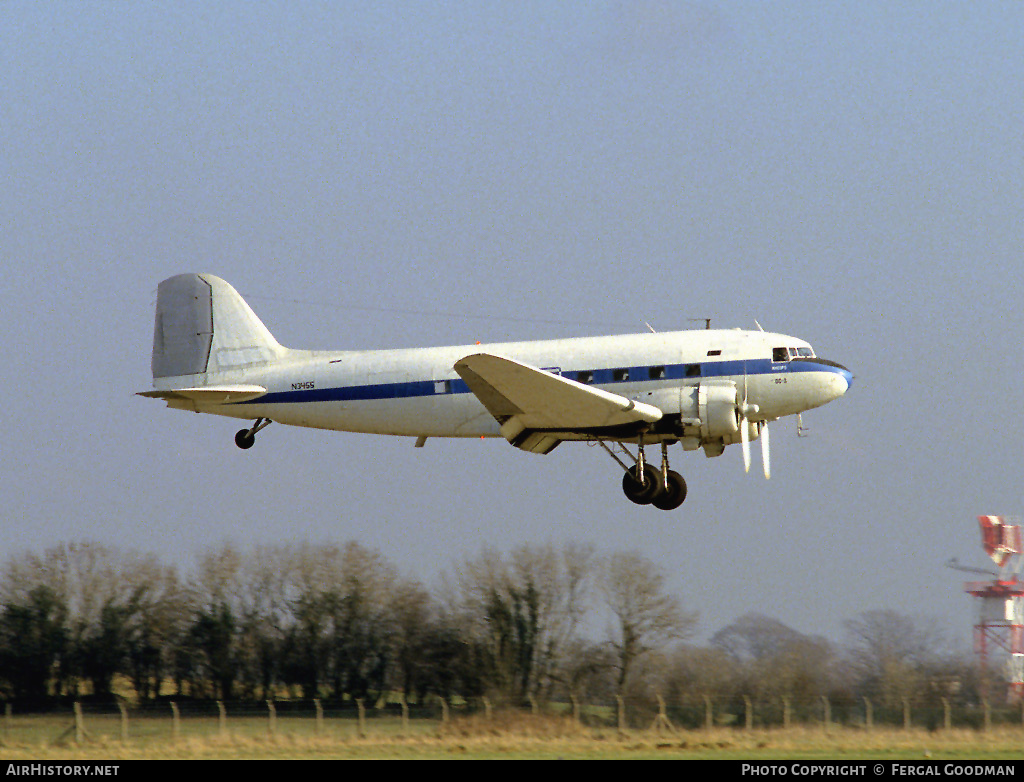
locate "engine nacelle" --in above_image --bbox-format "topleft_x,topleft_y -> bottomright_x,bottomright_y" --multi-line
652,381 -> 756,451
697,382 -> 739,440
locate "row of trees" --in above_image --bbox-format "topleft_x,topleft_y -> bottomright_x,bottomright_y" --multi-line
0,541 -> 990,710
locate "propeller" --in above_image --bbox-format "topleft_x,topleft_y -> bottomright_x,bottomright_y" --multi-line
738,371 -> 770,479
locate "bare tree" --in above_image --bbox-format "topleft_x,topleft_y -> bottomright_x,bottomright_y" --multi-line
0,541 -> 184,699
710,613 -> 835,702
451,543 -> 596,702
665,643 -> 742,703
280,541 -> 400,700
843,609 -> 941,706
599,551 -> 697,695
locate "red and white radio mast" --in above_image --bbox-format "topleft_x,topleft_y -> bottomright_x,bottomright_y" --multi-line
962,515 -> 1024,701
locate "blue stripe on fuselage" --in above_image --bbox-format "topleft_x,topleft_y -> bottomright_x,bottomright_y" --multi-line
237,358 -> 845,406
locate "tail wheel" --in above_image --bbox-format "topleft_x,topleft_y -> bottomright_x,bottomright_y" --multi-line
234,418 -> 271,449
622,463 -> 663,505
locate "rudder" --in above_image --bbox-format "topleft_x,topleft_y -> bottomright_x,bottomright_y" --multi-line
151,273 -> 286,379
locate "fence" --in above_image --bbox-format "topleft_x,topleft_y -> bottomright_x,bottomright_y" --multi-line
2,694 -> 1023,747
664,694 -> 1024,732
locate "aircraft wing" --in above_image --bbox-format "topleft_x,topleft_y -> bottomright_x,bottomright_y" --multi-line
454,353 -> 663,454
137,384 -> 267,404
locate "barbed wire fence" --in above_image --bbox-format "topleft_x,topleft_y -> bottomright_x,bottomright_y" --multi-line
2,694 -> 1023,747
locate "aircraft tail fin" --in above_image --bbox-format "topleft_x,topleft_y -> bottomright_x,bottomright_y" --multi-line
151,273 -> 287,380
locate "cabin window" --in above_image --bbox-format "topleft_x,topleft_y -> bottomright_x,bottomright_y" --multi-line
576,370 -> 594,384
685,364 -> 701,378
773,347 -> 789,362
707,349 -> 722,356
434,380 -> 450,394
613,368 -> 629,382
648,366 -> 666,380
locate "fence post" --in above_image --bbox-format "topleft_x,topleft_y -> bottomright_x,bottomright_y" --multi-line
983,699 -> 991,732
942,697 -> 951,731
267,700 -> 277,737
73,702 -> 84,744
356,698 -> 366,738
528,694 -> 538,715
439,696 -> 449,725
616,695 -> 626,733
170,702 -> 180,741
3,703 -> 9,745
218,700 -> 227,737
315,698 -> 324,734
703,694 -> 713,731
482,696 -> 492,720
863,697 -> 873,730
652,694 -> 673,733
400,695 -> 409,736
744,695 -> 753,730
821,696 -> 830,732
903,698 -> 911,730
782,696 -> 791,730
117,700 -> 129,743
571,694 -> 580,725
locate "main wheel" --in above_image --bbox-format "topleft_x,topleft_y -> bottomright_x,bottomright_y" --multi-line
622,463 -> 663,505
651,470 -> 687,510
235,429 -> 256,449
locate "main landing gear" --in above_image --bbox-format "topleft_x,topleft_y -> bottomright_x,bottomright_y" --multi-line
235,418 -> 272,449
598,440 -> 688,511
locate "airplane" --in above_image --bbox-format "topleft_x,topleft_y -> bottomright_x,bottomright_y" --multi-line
139,273 -> 852,510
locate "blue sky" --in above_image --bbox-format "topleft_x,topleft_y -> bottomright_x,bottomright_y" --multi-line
2,1 -> 1022,648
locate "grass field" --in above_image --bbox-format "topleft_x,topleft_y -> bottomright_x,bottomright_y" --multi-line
1,713 -> 1023,760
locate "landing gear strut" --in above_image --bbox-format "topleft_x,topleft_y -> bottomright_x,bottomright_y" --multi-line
598,439 -> 688,510
235,418 -> 272,449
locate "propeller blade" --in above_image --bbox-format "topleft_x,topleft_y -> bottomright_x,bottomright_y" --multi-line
741,415 -> 751,473
761,421 -> 771,479
738,374 -> 755,474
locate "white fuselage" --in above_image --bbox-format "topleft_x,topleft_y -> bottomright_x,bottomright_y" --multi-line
164,328 -> 851,443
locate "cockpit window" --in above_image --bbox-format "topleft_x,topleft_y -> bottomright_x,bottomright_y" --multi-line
775,346 -> 815,361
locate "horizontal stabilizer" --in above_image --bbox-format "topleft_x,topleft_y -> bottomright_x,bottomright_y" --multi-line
137,385 -> 267,404
454,353 -> 663,452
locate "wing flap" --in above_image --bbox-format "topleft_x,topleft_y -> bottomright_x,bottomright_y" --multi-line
454,354 -> 663,452
137,384 -> 267,404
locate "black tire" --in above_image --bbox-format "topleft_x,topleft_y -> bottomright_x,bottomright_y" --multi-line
651,470 -> 687,510
235,429 -> 256,449
622,463 -> 663,505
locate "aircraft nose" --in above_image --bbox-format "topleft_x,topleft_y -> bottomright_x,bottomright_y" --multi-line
829,364 -> 852,400
841,367 -> 853,391
835,365 -> 852,394
807,359 -> 852,407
